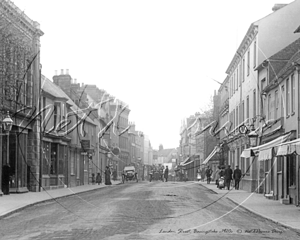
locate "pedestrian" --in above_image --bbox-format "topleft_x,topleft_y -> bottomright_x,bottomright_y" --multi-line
233,165 -> 242,190
205,166 -> 213,184
96,172 -> 102,185
201,168 -> 205,182
224,165 -> 233,190
105,166 -> 112,185
164,166 -> 169,182
91,173 -> 96,184
214,166 -> 221,186
2,163 -> 11,195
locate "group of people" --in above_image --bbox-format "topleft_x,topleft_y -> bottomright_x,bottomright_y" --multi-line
91,166 -> 114,186
200,165 -> 243,190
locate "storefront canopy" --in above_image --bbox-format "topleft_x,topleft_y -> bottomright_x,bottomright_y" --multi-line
179,156 -> 193,166
240,133 -> 291,161
276,138 -> 300,156
202,146 -> 219,165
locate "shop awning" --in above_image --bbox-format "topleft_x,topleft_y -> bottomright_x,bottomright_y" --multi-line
179,157 -> 192,166
240,132 -> 291,161
202,146 -> 219,165
276,138 -> 300,156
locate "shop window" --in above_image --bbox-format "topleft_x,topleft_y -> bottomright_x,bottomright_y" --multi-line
50,143 -> 58,174
43,142 -> 51,174
277,156 -> 282,172
288,155 -> 296,186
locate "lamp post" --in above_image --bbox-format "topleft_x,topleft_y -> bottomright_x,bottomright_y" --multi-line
0,111 -> 14,196
248,124 -> 258,148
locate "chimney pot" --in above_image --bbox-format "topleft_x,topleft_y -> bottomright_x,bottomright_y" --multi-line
61,69 -> 64,75
66,69 -> 69,75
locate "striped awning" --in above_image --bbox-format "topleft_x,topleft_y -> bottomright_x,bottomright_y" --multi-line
276,138 -> 300,156
202,146 -> 219,165
240,133 -> 291,161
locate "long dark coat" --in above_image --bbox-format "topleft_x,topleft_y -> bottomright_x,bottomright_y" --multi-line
233,168 -> 242,180
105,168 -> 112,185
164,168 -> 169,179
224,167 -> 233,180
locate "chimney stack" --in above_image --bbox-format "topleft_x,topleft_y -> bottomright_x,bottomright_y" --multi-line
61,69 -> 64,75
66,69 -> 69,75
272,4 -> 287,11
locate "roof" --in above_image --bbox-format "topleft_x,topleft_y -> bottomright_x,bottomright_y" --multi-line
42,75 -> 96,126
157,148 -> 176,157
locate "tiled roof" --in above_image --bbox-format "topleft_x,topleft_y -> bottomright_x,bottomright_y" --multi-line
42,75 -> 96,125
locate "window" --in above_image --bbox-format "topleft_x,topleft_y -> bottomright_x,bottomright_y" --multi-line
233,76 -> 235,94
236,106 -> 238,126
267,94 -> 271,120
253,41 -> 257,68
281,85 -> 285,117
288,155 -> 296,186
246,96 -> 249,122
277,155 -> 282,172
237,68 -> 239,87
43,142 -> 50,174
291,74 -> 295,113
242,58 -> 245,81
50,143 -> 58,175
242,101 -> 245,123
247,50 -> 250,76
286,78 -> 290,116
253,89 -> 256,118
275,90 -> 279,119
236,147 -> 240,168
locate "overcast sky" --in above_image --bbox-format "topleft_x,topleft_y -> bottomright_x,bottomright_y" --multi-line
12,0 -> 293,149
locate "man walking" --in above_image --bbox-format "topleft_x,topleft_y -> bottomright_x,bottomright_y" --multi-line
224,165 -> 233,190
233,165 -> 242,190
164,166 -> 169,182
205,166 -> 213,184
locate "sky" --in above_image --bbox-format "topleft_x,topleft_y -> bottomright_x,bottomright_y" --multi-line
11,0 -> 293,149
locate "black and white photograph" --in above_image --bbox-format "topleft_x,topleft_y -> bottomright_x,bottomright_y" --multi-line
0,0 -> 300,239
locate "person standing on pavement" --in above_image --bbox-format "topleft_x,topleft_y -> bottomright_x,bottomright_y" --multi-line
205,166 -> 213,184
224,165 -> 233,190
96,172 -> 102,185
233,165 -> 242,190
105,166 -> 112,185
164,166 -> 169,182
2,164 -> 11,195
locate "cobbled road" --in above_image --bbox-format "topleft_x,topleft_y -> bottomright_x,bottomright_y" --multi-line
0,181 -> 299,240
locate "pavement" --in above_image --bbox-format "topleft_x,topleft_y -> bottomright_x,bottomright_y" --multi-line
0,180 -> 121,218
199,181 -> 300,232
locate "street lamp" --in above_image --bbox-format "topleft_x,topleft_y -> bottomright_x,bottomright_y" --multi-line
0,111 -> 14,196
248,124 -> 259,148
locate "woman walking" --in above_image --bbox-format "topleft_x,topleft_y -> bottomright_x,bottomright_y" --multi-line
105,166 -> 112,185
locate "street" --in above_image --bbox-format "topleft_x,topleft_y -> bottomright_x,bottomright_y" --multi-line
0,181 -> 299,240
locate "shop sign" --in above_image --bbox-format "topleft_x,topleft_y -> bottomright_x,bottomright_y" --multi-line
81,139 -> 90,151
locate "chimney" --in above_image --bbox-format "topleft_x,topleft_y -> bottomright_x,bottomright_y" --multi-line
66,69 -> 69,75
272,4 -> 287,11
74,79 -> 77,84
61,69 -> 64,75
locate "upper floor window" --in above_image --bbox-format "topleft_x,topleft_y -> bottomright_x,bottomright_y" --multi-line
268,94 -> 272,120
275,90 -> 279,119
286,78 -> 290,116
242,58 -> 245,82
246,96 -> 249,122
253,89 -> 256,118
247,50 -> 250,76
291,74 -> 295,113
253,41 -> 257,68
